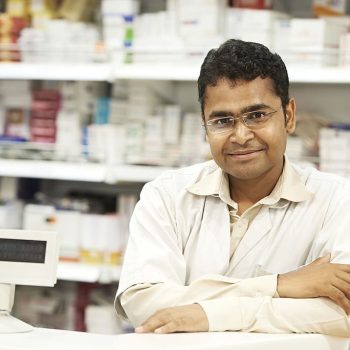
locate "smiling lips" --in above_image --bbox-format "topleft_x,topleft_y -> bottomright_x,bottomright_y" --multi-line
227,148 -> 265,159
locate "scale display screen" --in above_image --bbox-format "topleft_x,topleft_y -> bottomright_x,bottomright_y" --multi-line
0,239 -> 46,263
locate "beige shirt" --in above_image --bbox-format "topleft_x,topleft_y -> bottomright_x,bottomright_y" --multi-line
216,171 -> 280,258
116,158 -> 350,337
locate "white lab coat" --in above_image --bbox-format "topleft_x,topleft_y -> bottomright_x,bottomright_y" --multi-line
117,159 -> 350,304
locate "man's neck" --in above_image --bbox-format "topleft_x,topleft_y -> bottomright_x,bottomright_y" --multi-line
229,162 -> 284,215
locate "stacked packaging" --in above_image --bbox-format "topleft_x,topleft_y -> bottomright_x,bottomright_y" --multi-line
31,89 -> 61,143
319,125 -> 350,177
22,192 -> 137,264
180,112 -> 208,166
131,0 -> 226,63
287,17 -> 350,67
101,0 -> 139,61
0,13 -> 27,61
0,80 -> 31,140
339,32 -> 350,67
225,8 -> 288,50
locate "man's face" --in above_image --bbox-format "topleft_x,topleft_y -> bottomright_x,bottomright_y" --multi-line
203,77 -> 296,181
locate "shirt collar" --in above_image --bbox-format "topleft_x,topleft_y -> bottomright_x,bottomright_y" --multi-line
186,157 -> 313,204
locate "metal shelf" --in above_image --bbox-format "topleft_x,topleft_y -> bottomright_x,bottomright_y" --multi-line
0,159 -> 173,183
114,63 -> 350,83
0,62 -> 113,81
113,63 -> 201,81
2,62 -> 350,83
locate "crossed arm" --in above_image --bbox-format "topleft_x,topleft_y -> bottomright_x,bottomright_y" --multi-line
120,256 -> 350,337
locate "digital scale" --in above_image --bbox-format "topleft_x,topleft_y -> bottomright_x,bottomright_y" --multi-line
0,229 -> 59,333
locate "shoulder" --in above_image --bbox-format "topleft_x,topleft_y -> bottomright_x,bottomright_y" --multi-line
144,160 -> 218,192
294,163 -> 350,198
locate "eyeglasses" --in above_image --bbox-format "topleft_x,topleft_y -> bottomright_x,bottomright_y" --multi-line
203,105 -> 282,134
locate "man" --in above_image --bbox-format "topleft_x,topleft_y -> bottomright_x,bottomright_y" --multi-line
115,39 -> 350,336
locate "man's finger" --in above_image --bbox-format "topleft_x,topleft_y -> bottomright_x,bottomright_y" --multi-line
337,270 -> 350,286
136,314 -> 166,333
333,278 -> 350,300
338,264 -> 350,274
154,321 -> 178,334
329,285 -> 350,315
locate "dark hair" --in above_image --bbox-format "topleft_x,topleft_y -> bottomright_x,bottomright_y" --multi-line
198,39 -> 290,117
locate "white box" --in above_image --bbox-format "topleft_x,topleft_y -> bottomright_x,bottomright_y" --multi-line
273,19 -> 291,53
225,8 -> 288,44
339,32 -> 350,67
0,200 -> 23,229
290,18 -> 348,49
23,204 -> 56,232
55,210 -> 81,260
177,0 -> 226,39
319,127 -> 350,177
103,124 -> 126,165
163,105 -> 181,145
101,0 -> 139,15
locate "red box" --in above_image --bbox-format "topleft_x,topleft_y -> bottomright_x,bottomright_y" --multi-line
233,0 -> 272,9
32,90 -> 61,101
0,15 -> 28,35
31,135 -> 56,143
31,109 -> 58,119
31,100 -> 61,111
30,126 -> 56,137
30,118 -> 56,128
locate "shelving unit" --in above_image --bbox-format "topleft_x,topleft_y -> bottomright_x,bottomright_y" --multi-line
0,159 -> 173,183
2,62 -> 350,84
113,63 -> 202,81
287,66 -> 350,84
0,62 -> 113,81
114,64 -> 350,84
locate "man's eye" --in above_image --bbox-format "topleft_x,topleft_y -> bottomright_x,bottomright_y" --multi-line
213,117 -> 232,126
245,111 -> 267,122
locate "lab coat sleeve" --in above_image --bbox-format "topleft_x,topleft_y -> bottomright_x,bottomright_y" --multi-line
119,273 -> 277,327
199,296 -> 350,337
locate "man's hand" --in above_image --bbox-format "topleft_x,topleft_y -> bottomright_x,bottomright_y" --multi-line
277,254 -> 350,313
135,304 -> 209,334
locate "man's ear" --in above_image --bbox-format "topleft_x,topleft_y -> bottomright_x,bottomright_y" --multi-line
285,98 -> 296,134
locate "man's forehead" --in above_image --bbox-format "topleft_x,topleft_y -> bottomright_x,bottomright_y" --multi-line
205,77 -> 278,106
210,76 -> 276,92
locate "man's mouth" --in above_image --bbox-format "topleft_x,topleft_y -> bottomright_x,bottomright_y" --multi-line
227,148 -> 265,159
230,149 -> 261,155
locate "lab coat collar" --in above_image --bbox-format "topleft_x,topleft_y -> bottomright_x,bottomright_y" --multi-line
186,156 -> 313,204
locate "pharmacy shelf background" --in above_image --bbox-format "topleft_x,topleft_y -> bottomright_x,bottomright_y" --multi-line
57,261 -> 121,283
2,62 -> 350,83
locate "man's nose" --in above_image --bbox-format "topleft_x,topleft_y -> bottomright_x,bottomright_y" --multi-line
228,121 -> 254,145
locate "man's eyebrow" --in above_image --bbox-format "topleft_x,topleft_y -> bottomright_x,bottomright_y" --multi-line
240,103 -> 271,113
208,104 -> 273,119
208,111 -> 232,119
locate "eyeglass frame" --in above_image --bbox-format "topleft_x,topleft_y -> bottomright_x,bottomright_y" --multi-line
202,104 -> 284,134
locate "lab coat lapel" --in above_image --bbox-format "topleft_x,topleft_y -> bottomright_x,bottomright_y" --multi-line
197,196 -> 231,275
228,206 -> 272,274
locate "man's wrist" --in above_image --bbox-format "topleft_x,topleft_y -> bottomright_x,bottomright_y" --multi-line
277,273 -> 289,298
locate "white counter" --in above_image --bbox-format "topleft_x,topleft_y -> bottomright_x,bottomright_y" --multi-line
0,328 -> 348,350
